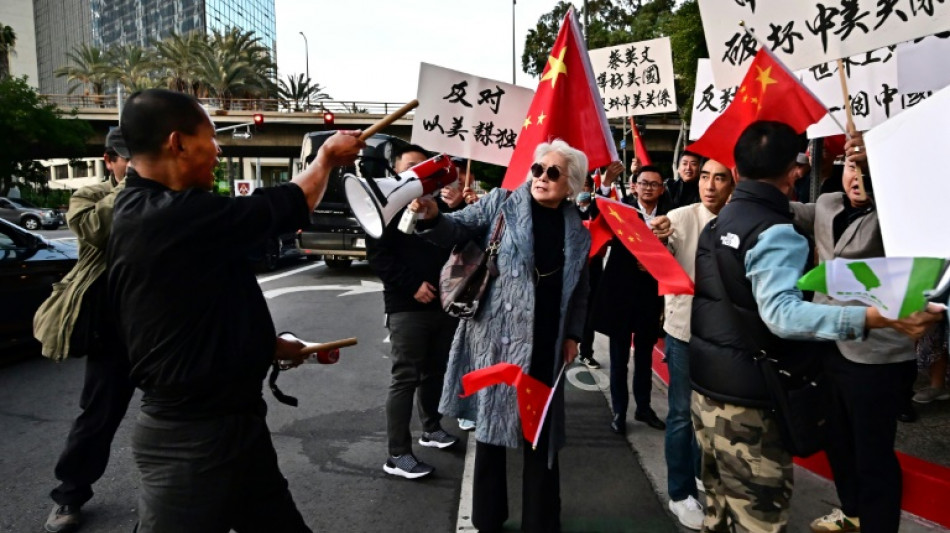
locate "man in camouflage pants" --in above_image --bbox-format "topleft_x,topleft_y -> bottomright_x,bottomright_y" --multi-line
688,121 -> 939,532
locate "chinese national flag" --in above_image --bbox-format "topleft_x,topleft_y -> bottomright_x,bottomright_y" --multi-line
501,8 -> 618,190
460,363 -> 555,446
687,47 -> 827,168
629,117 -> 652,166
597,197 -> 694,295
588,213 -> 613,260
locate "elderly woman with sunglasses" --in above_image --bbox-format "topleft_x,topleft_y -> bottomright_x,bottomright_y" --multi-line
410,139 -> 591,533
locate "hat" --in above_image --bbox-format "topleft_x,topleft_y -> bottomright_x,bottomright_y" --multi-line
105,127 -> 131,159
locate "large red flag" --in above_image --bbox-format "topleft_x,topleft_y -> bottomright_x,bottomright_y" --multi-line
588,214 -> 613,260
687,47 -> 827,168
596,197 -> 694,295
460,363 -> 556,446
629,117 -> 652,166
501,8 -> 618,190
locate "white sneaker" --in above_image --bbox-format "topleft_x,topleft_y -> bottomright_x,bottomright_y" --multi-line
458,418 -> 475,431
912,386 -> 950,404
669,495 -> 704,530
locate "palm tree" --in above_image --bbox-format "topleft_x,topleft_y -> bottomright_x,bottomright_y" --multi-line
0,23 -> 16,79
109,43 -> 160,92
154,30 -> 207,96
55,43 -> 115,98
197,27 -> 276,109
277,73 -> 330,111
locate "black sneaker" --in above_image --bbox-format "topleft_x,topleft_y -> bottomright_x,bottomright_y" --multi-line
579,355 -> 601,369
383,454 -> 434,479
419,429 -> 459,449
45,504 -> 81,533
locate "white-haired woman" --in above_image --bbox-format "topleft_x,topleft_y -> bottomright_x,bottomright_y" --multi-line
411,139 -> 591,532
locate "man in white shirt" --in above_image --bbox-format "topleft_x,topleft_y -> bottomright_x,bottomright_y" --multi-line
650,159 -> 734,530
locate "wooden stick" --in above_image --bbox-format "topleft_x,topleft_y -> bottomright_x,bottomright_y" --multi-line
359,99 -> 419,141
465,158 -> 472,189
300,337 -> 358,355
835,59 -> 868,202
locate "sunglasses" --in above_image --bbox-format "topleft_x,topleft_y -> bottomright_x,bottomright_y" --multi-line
530,163 -> 562,181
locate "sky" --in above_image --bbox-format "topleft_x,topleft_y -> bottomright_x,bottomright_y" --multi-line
274,0 -> 585,103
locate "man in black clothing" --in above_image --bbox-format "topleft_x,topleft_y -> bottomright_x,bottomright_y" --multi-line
107,89 -> 362,533
576,175 -> 602,370
594,165 -> 672,434
367,145 -> 460,480
665,151 -> 701,209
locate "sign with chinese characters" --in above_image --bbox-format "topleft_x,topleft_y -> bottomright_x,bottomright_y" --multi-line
411,63 -> 535,167
589,37 -> 677,117
866,83 -> 950,257
234,180 -> 256,197
897,31 -> 950,93
689,46 -> 933,140
698,0 -> 950,88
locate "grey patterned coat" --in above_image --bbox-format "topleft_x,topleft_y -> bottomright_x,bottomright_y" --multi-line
421,182 -> 590,457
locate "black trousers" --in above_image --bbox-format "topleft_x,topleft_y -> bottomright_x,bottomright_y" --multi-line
51,335 -> 135,506
386,311 -> 457,456
132,409 -> 309,533
608,322 -> 660,418
472,436 -> 561,533
824,349 -> 917,533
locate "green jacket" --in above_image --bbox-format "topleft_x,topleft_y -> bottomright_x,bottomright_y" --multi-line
33,177 -> 125,361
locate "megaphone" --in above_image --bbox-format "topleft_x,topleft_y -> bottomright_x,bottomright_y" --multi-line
344,154 -> 459,239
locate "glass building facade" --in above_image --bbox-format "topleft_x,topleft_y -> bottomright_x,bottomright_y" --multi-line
33,0 -> 276,95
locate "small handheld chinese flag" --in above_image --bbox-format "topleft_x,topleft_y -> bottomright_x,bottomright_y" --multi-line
460,362 -> 562,448
501,8 -> 617,190
687,47 -> 827,168
597,197 -> 694,295
629,117 -> 652,166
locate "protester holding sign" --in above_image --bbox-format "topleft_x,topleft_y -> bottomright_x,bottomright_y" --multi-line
789,142 -> 932,533
411,139 -> 590,533
689,121 -> 941,533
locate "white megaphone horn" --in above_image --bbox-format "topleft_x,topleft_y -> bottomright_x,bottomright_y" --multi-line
344,154 -> 459,239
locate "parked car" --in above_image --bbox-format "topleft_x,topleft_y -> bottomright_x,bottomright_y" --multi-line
0,196 -> 63,230
296,132 -> 408,269
0,218 -> 77,356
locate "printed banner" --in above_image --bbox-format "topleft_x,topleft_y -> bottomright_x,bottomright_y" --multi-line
412,63 -> 534,167
589,37 -> 678,117
689,46 -> 934,140
698,0 -> 950,88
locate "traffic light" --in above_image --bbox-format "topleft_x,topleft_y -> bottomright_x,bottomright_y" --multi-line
253,113 -> 264,131
323,111 -> 334,127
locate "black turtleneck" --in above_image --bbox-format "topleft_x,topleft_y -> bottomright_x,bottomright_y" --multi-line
529,199 -> 565,385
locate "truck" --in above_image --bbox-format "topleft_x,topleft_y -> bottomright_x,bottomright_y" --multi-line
295,131 -> 408,269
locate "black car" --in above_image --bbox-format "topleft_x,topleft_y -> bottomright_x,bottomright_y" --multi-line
296,132 -> 408,269
0,218 -> 77,356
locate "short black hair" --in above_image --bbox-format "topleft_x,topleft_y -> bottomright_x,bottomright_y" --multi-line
679,150 -> 700,163
734,121 -> 800,181
393,144 -> 429,161
120,89 -> 208,158
636,165 -> 663,179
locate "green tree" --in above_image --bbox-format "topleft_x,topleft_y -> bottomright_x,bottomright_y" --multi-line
0,23 -> 16,80
196,27 -> 277,108
658,0 -> 707,119
55,43 -> 115,98
109,43 -> 161,92
0,77 -> 92,192
277,73 -> 329,111
154,30 -> 207,95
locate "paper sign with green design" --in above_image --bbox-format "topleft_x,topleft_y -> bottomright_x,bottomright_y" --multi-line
797,257 -> 947,319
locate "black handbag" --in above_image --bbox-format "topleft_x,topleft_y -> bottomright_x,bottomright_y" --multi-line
439,212 -> 506,319
708,249 -> 828,458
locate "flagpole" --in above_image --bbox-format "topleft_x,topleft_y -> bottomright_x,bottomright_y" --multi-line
834,59 -> 868,202
532,364 -> 566,449
738,21 -> 849,136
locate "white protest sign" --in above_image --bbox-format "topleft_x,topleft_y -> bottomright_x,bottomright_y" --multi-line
688,47 -> 934,140
411,63 -> 534,167
589,37 -> 677,117
865,83 -> 950,258
897,32 -> 950,93
698,0 -> 950,88
234,180 -> 256,197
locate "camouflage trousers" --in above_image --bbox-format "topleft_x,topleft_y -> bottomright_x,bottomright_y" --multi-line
691,392 -> 793,533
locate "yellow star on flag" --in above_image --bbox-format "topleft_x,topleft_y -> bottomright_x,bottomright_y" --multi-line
537,111 -> 547,125
540,46 -> 568,89
607,206 -> 624,223
755,65 -> 778,94
523,116 -> 532,129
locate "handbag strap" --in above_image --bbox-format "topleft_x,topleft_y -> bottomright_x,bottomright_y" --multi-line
485,191 -> 511,276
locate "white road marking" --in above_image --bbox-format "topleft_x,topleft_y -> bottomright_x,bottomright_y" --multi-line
566,365 -> 609,391
262,280 -> 384,299
456,432 -> 478,532
257,262 -> 323,284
